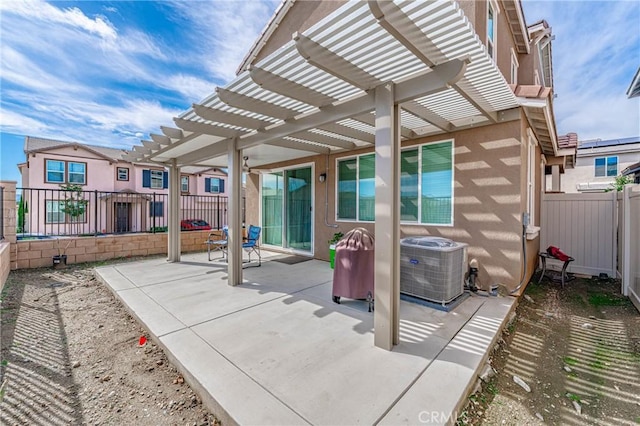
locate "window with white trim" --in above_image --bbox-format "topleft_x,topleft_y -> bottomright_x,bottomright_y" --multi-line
181,176 -> 189,192
335,140 -> 454,225
487,0 -> 497,60
117,167 -> 129,181
401,141 -> 454,225
150,170 -> 164,189
46,201 -> 65,223
510,49 -> 519,84
46,160 -> 65,183
336,154 -> 374,221
595,156 -> 617,177
68,162 -> 86,184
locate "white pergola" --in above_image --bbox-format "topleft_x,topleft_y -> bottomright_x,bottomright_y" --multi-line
126,0 -> 532,349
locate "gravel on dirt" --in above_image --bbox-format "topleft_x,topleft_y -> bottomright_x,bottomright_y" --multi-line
1,260 -> 219,426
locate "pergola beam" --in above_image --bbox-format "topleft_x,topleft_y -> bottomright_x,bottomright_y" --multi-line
217,87 -> 297,120
369,0 -> 497,123
174,117 -> 246,139
160,126 -> 185,140
193,104 -> 272,130
294,32 -> 381,90
270,139 -> 331,154
402,101 -> 453,133
250,66 -> 336,107
352,113 -> 416,140
290,130 -> 355,150
150,133 -> 172,146
237,58 -> 466,151
317,123 -> 374,144
141,139 -> 162,151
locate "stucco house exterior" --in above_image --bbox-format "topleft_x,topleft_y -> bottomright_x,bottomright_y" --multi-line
551,136 -> 640,192
125,0 -> 573,349
18,136 -> 228,235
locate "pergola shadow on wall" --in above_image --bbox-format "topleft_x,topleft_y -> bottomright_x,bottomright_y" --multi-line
124,1 -> 529,350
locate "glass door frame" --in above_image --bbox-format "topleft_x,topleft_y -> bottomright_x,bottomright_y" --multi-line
259,162 -> 315,256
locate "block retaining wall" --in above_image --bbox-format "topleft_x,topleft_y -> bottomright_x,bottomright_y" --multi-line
14,230 -> 217,269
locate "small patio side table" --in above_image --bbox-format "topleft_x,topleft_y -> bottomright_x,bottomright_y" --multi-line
537,252 -> 575,288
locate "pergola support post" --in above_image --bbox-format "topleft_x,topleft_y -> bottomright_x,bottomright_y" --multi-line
167,160 -> 181,262
227,139 -> 243,286
374,83 -> 401,350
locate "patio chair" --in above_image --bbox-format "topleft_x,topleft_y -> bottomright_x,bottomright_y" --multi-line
205,226 -> 228,261
242,225 -> 261,267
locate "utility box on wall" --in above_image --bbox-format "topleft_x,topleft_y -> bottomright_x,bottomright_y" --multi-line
400,236 -> 467,305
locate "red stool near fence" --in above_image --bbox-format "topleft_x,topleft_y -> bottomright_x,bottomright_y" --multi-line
537,246 -> 575,288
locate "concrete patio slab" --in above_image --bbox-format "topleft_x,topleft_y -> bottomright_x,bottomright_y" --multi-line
95,251 -> 516,425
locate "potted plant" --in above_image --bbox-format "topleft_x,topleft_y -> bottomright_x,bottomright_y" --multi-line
53,238 -> 72,269
328,232 -> 343,269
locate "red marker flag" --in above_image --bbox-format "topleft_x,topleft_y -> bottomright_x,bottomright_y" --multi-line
139,336 -> 147,347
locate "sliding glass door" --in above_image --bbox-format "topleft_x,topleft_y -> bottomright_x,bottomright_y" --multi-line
261,166 -> 313,253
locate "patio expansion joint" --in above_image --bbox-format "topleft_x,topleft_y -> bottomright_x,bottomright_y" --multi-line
113,283 -> 189,338
372,298 -> 487,425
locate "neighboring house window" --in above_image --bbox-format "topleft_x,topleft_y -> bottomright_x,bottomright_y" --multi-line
150,201 -> 164,217
487,0 -> 497,60
595,156 -> 617,177
150,170 -> 163,189
117,167 -> 129,181
68,162 -> 86,184
205,177 -> 224,193
142,169 -> 168,189
181,176 -> 189,192
45,200 -> 87,223
401,141 -> 454,225
46,201 -> 65,223
510,50 -> 519,85
45,159 -> 86,184
46,160 -> 65,183
336,154 -> 375,222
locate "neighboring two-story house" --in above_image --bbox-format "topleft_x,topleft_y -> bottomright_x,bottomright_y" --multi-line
18,136 -> 228,235
552,136 -> 640,192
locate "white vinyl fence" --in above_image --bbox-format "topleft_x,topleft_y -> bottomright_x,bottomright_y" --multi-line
620,185 -> 640,311
540,192 -> 617,277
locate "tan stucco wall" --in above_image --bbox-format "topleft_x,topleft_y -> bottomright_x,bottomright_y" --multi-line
13,230 -> 213,270
246,120 -> 542,290
0,242 -> 10,292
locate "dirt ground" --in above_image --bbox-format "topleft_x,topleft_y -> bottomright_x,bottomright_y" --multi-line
0,259 -> 218,426
460,275 -> 640,425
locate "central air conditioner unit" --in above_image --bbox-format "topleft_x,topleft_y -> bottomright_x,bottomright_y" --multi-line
400,236 -> 467,305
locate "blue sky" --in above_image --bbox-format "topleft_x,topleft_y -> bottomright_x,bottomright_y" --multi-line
1,0 -> 639,185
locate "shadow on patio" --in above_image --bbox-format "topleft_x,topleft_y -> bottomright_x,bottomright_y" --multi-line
96,250 -> 516,425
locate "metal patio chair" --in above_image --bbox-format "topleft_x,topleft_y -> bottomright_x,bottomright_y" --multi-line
242,225 -> 262,267
205,226 -> 228,261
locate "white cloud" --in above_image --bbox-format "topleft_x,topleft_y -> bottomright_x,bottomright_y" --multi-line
170,0 -> 279,83
0,0 -> 117,40
523,0 -> 640,140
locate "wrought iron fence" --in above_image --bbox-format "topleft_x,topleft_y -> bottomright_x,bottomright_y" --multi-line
16,187 -> 242,239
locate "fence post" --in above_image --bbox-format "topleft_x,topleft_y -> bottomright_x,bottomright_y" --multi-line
152,192 -> 156,233
621,186 -> 631,296
217,196 -> 221,230
94,190 -> 98,236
